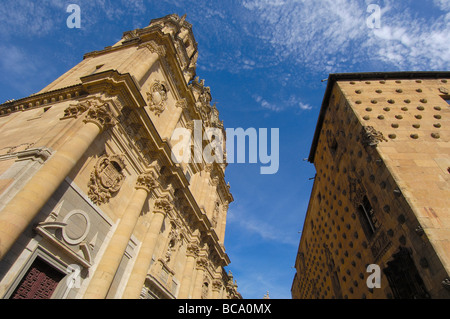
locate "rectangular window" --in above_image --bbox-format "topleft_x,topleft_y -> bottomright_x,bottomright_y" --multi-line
357,196 -> 378,239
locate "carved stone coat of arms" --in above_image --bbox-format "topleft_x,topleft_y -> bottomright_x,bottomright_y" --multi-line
88,154 -> 126,205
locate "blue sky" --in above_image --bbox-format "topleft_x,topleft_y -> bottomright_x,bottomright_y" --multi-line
0,0 -> 449,299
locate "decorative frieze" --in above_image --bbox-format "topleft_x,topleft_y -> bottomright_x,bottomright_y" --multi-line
196,257 -> 208,269
347,176 -> 366,208
370,231 -> 392,261
165,222 -> 181,262
62,101 -> 89,119
175,98 -> 188,109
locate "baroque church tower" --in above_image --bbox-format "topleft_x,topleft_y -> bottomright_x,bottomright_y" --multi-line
0,14 -> 240,299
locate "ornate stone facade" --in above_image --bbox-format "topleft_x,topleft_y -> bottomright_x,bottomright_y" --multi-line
292,72 -> 450,299
0,14 -> 239,299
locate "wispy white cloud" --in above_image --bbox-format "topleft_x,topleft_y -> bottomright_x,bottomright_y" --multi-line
298,102 -> 312,111
0,0 -> 148,39
252,93 -> 313,112
0,45 -> 37,75
367,6 -> 450,70
227,205 -> 299,246
187,0 -> 450,74
0,0 -> 59,38
0,44 -> 50,96
433,0 -> 450,11
252,94 -> 284,112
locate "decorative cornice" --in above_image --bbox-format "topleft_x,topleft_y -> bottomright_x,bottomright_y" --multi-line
0,146 -> 53,164
0,85 -> 85,117
138,40 -> 166,57
80,70 -> 146,110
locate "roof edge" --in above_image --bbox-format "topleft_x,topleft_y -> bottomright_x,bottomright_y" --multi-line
307,71 -> 450,163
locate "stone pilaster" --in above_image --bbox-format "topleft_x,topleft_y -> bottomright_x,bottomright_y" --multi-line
0,100 -> 115,260
121,197 -> 171,299
212,280 -> 223,299
177,243 -> 199,298
84,172 -> 157,299
192,257 -> 208,299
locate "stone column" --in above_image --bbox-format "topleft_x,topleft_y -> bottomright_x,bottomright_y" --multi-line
197,169 -> 211,211
0,100 -> 115,261
121,197 -> 171,299
135,41 -> 165,84
219,203 -> 229,244
177,243 -> 199,299
84,173 -> 157,299
165,99 -> 187,139
192,257 -> 208,299
212,280 -> 223,299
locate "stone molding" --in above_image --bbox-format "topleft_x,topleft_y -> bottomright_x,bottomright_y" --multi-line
138,40 -> 166,57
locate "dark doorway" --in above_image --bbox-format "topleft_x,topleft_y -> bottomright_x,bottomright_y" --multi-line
384,248 -> 430,299
10,257 -> 65,299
